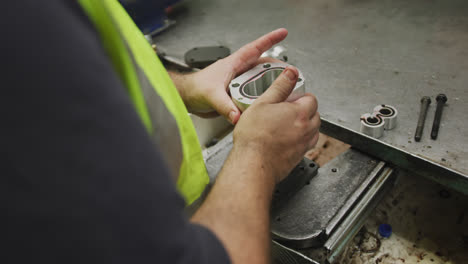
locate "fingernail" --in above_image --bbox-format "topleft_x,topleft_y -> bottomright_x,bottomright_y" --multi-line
283,67 -> 297,81
229,110 -> 237,123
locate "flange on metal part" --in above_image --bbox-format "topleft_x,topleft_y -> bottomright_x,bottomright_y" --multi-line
374,104 -> 398,130
229,62 -> 305,112
360,113 -> 384,138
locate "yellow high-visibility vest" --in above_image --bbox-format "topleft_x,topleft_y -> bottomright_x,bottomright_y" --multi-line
79,0 -> 209,205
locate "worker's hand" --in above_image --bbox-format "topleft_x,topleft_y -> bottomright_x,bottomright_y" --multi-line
183,28 -> 289,124
233,66 -> 320,183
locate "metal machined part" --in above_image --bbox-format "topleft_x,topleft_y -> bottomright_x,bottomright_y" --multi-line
360,113 -> 384,138
324,166 -> 395,263
272,158 -> 319,209
229,62 -> 305,112
374,104 -> 398,130
270,149 -> 395,250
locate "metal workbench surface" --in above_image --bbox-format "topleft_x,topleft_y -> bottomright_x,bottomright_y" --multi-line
154,0 -> 468,187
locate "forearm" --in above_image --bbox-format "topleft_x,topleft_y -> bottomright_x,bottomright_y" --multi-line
169,70 -> 206,108
168,71 -> 190,100
168,70 -> 209,113
191,146 -> 276,264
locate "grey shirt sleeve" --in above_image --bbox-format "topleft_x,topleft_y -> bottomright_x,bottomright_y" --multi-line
1,0 -> 230,263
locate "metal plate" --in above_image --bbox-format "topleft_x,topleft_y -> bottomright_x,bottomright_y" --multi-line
324,166 -> 396,263
273,158 -> 319,210
270,149 -> 383,248
184,46 -> 230,68
320,119 -> 468,194
272,240 -> 319,264
154,0 -> 468,186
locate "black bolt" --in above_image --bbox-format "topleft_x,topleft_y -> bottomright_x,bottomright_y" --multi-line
430,94 -> 447,140
414,96 -> 431,142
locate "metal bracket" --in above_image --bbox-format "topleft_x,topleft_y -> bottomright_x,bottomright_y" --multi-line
229,62 -> 305,111
270,149 -> 397,264
270,149 -> 396,249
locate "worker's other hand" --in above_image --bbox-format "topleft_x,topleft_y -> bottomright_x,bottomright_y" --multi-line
184,28 -> 289,124
233,66 -> 320,183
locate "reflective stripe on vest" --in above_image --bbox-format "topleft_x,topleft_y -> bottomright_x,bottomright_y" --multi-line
79,0 -> 209,205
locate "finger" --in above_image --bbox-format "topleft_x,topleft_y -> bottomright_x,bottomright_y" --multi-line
209,89 -> 241,124
308,132 -> 320,149
256,66 -> 298,104
191,111 -> 220,119
305,112 -> 321,149
256,57 -> 284,65
310,112 -> 321,133
292,93 -> 318,119
229,28 -> 288,75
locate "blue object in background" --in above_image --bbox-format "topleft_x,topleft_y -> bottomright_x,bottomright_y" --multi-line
378,224 -> 392,238
119,0 -> 182,35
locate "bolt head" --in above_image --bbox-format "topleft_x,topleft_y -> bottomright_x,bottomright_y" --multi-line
421,96 -> 431,104
436,93 -> 447,103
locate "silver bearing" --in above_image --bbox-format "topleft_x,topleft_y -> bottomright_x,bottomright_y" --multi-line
360,113 -> 385,138
373,104 -> 398,130
229,62 -> 305,112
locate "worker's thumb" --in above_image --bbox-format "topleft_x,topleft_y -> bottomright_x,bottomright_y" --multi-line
256,66 -> 298,104
210,89 -> 241,124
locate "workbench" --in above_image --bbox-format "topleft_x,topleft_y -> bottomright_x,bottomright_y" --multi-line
154,0 -> 468,193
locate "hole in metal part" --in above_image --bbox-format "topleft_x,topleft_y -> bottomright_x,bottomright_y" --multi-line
366,117 -> 379,124
263,64 -> 271,68
331,168 -> 338,173
232,83 -> 240,87
379,108 -> 392,115
298,78 -> 302,82
309,163 -> 315,168
243,68 -> 283,97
